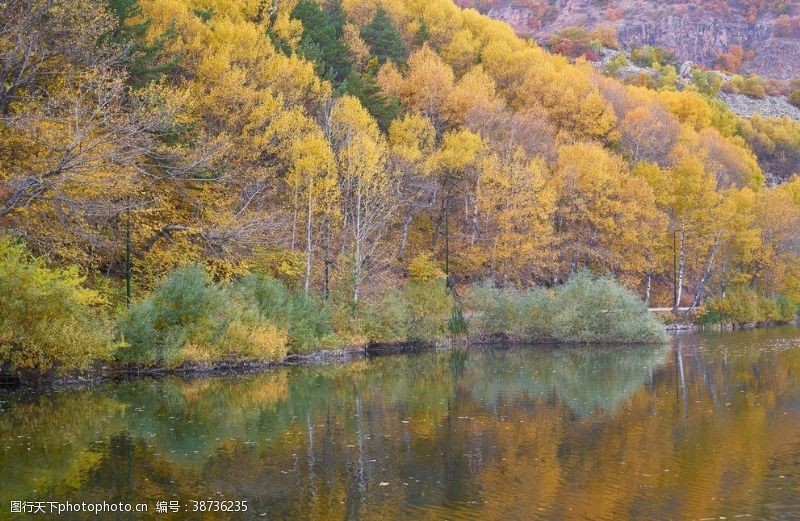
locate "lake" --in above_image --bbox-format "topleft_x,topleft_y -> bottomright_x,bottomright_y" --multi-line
2,326 -> 800,520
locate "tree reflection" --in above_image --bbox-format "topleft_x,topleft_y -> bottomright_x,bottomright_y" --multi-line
1,327 -> 800,520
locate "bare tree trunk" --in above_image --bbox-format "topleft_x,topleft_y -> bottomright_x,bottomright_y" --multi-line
470,193 -> 479,246
352,188 -> 362,305
675,229 -> 686,309
644,271 -> 652,307
691,231 -> 721,309
291,186 -> 298,252
397,208 -> 413,260
304,190 -> 313,294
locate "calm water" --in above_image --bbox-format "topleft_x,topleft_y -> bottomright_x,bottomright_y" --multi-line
2,327 -> 800,520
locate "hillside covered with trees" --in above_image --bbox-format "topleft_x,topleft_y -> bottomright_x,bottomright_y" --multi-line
1,0 -> 799,377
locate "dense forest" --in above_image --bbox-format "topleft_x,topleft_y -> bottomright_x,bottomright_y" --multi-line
1,0 -> 799,375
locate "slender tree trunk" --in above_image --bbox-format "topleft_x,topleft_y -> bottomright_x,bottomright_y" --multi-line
397,208 -> 413,260
291,186 -> 299,252
470,194 -> 479,246
304,189 -> 313,294
644,271 -> 652,307
489,236 -> 499,279
352,188 -> 362,305
322,215 -> 331,301
125,203 -> 132,309
692,231 -> 721,309
675,229 -> 686,309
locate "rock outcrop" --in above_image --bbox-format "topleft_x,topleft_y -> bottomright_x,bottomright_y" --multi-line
458,0 -> 800,80
717,92 -> 800,120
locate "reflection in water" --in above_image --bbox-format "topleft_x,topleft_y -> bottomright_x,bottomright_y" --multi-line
2,327 -> 800,520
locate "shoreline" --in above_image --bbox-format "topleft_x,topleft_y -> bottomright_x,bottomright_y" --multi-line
0,336 -> 626,391
3,323 -> 797,391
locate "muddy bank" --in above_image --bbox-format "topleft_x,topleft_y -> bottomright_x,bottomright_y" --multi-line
0,341 -> 450,390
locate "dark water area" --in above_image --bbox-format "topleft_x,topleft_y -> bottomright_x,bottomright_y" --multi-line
2,326 -> 800,520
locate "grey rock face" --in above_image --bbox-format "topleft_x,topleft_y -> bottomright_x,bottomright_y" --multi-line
469,0 -> 800,80
717,92 -> 800,121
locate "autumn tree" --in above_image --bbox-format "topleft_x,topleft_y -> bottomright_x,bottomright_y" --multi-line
553,144 -> 666,284
330,96 -> 398,304
379,45 -> 455,133
388,113 -> 436,260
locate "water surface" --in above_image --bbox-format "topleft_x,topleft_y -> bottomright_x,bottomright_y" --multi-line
2,327 -> 800,519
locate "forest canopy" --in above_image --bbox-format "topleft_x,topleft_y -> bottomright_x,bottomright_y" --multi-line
1,0 -> 798,333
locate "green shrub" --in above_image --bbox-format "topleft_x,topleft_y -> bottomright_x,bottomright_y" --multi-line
401,279 -> 454,341
464,281 -> 516,335
465,274 -> 662,344
118,265 -> 287,367
630,45 -> 675,68
701,289 -> 799,325
235,273 -> 332,353
725,75 -> 768,99
775,294 -> 799,322
550,271 -> 667,344
465,281 -> 555,340
0,238 -> 114,374
363,290 -> 408,343
363,279 -> 454,343
517,287 -> 555,338
448,302 -> 468,336
790,79 -> 800,108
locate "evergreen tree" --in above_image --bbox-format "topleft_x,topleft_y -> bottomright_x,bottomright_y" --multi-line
345,58 -> 401,131
291,0 -> 352,84
415,20 -> 430,46
107,0 -> 180,88
360,6 -> 409,65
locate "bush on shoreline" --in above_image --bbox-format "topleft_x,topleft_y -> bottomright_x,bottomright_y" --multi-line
550,272 -> 668,343
236,273 -> 332,354
364,278 -> 455,343
465,281 -> 554,340
117,265 -> 287,367
465,271 -> 668,344
0,239 -> 114,375
1,242 -> 673,380
698,288 -> 798,326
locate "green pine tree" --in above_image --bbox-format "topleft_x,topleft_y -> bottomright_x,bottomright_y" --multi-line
107,0 -> 180,88
344,58 -> 402,131
414,20 -> 430,46
291,0 -> 353,84
360,6 -> 409,65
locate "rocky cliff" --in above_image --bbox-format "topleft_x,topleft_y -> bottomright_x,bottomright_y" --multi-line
457,0 -> 800,80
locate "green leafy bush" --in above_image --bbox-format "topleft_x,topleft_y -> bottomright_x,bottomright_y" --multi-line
401,279 -> 454,341
790,79 -> 800,108
465,281 -> 517,335
551,271 -> 667,343
630,45 -> 676,68
724,75 -> 768,99
364,279 -> 454,343
700,289 -> 799,325
466,273 -> 664,344
518,288 -> 556,338
118,265 -> 287,367
235,273 -> 332,353
465,281 -> 553,339
0,238 -> 114,375
775,294 -> 799,322
363,290 -> 408,343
